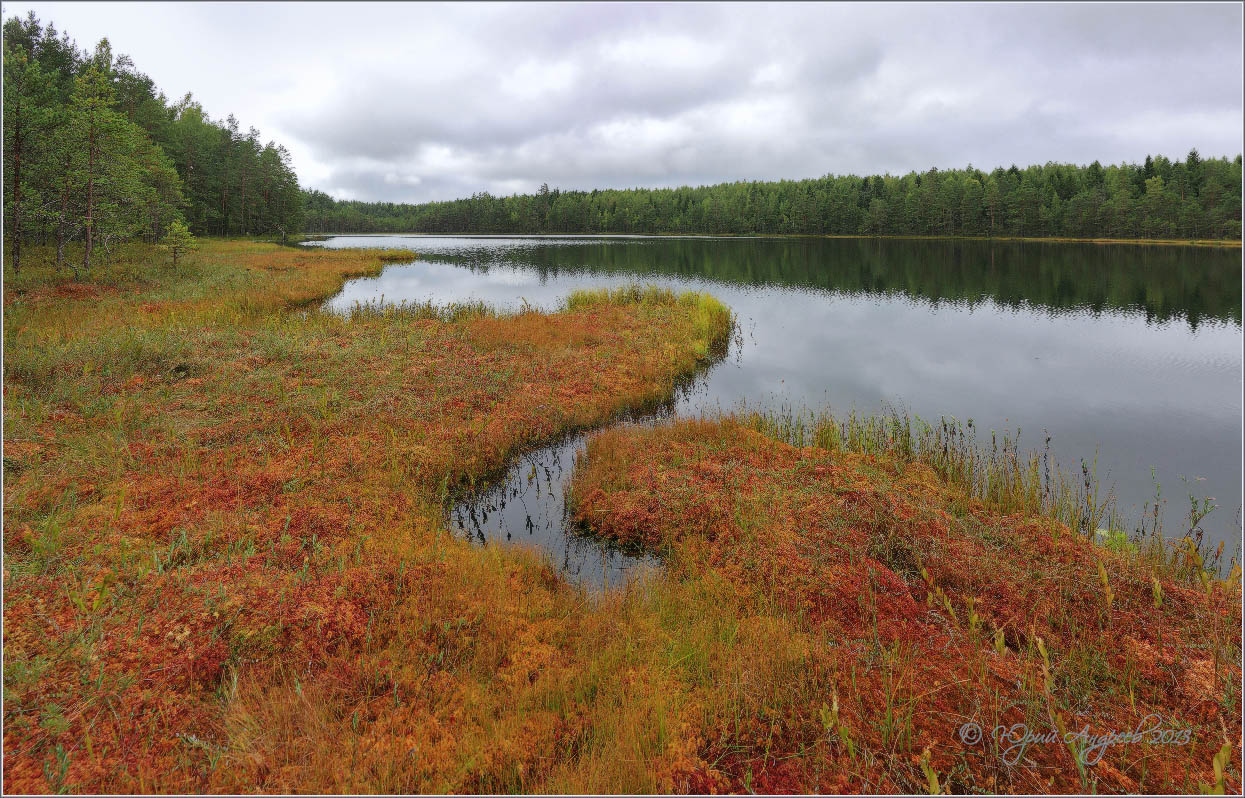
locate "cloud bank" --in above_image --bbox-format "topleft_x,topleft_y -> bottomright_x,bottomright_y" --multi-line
9,2 -> 1243,202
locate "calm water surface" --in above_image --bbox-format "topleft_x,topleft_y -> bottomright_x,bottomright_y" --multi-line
310,235 -> 1243,585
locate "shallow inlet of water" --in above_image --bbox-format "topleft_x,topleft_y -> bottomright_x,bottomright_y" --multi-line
310,235 -> 1244,587
447,428 -> 652,588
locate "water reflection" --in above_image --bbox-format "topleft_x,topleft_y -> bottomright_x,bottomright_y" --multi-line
449,432 -> 660,589
316,235 -> 1242,326
311,235 -> 1243,580
442,371 -> 722,590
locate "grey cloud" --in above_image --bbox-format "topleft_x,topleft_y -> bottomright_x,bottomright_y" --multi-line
13,1 -> 1240,203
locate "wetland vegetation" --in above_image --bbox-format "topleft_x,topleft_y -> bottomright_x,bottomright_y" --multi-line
2,240 -> 732,792
4,239 -> 1239,793
568,415 -> 1242,793
3,9 -> 1242,796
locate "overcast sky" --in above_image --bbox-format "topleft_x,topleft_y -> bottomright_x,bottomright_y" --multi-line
5,2 -> 1242,203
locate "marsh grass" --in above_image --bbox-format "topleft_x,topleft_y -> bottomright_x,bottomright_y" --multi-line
567,415 -> 1242,793
6,238 -> 1237,795
565,285 -> 733,361
3,239 -> 745,794
738,404 -> 1234,579
340,297 -> 498,323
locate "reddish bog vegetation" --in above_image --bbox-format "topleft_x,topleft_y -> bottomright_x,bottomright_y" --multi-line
570,418 -> 1242,794
3,241 -> 733,793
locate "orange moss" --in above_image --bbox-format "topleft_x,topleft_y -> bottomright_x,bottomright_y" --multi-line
9,239 -> 1237,794
3,241 -> 730,793
569,419 -> 1242,794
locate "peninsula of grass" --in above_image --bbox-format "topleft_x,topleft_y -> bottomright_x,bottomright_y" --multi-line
2,240 -> 733,793
568,415 -> 1242,794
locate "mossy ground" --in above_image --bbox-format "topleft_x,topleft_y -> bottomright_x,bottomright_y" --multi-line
4,239 -> 1237,794
569,418 -> 1242,794
2,240 -> 733,793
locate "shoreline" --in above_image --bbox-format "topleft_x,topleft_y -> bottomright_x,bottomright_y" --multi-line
1,240 -> 735,794
289,231 -> 1244,248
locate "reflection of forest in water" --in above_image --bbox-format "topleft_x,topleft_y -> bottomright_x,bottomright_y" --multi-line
317,233 -> 1243,553
424,238 -> 1242,327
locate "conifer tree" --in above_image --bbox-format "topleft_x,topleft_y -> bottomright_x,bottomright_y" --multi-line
159,219 -> 196,266
3,40 -> 54,271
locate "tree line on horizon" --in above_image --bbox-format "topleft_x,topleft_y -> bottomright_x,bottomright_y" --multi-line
303,153 -> 1242,240
3,12 -> 304,273
5,12 -> 1242,276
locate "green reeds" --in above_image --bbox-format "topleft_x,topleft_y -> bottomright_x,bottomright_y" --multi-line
739,405 -> 1110,534
737,404 -> 1233,582
342,297 -> 496,323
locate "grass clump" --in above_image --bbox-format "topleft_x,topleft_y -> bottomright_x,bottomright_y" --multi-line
740,406 -> 1235,577
341,297 -> 497,323
565,285 -> 732,361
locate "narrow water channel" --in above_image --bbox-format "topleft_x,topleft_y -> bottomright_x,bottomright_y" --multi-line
448,430 -> 651,588
446,353 -> 729,589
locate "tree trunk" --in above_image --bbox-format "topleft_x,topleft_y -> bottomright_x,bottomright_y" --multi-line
240,168 -> 248,235
56,169 -> 70,270
83,123 -> 96,273
10,132 -> 22,273
4,81 -> 27,272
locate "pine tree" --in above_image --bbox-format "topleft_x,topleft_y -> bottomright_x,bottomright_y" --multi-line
67,61 -> 181,270
3,40 -> 55,272
159,219 -> 196,266
4,12 -> 303,260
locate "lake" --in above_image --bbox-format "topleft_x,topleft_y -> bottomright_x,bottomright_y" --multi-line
309,235 -> 1243,585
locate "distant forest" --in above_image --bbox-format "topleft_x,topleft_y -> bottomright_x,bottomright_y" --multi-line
3,12 -> 304,272
5,12 -> 1242,276
304,154 -> 1242,240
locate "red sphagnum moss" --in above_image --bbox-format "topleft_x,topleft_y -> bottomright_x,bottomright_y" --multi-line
5,241 -> 1238,794
569,418 -> 1242,794
4,240 -> 734,793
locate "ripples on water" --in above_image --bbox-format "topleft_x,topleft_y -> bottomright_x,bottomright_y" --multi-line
309,235 -> 1244,586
